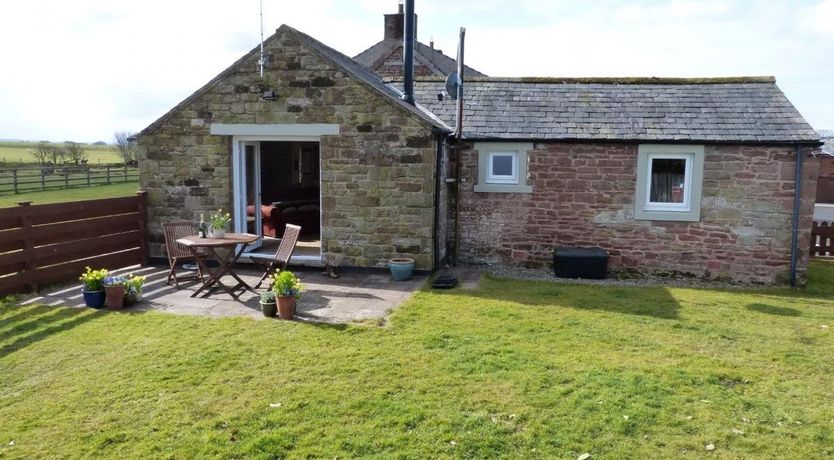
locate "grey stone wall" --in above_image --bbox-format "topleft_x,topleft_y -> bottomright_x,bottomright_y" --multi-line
138,29 -> 438,269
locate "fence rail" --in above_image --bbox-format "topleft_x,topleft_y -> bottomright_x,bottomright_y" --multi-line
0,192 -> 148,296
810,220 -> 834,257
0,164 -> 138,195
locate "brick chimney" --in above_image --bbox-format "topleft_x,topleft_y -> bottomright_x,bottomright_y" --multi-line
384,1 -> 417,40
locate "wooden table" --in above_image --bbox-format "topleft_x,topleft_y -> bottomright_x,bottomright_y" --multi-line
176,233 -> 259,300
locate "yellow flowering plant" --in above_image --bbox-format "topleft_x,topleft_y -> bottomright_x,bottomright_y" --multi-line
79,267 -> 109,291
209,209 -> 231,230
270,271 -> 304,297
125,274 -> 146,295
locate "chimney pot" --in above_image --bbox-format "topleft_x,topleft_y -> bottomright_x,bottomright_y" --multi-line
384,2 -> 416,40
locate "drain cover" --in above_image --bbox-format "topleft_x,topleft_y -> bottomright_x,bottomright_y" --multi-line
432,275 -> 458,289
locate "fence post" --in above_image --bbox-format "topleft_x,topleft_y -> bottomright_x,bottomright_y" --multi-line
12,168 -> 17,194
41,169 -> 45,191
86,168 -> 91,187
64,169 -> 69,189
106,165 -> 111,184
17,201 -> 37,293
124,165 -> 128,182
136,191 -> 149,266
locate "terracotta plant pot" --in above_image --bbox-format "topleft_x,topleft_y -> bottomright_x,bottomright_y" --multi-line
260,301 -> 277,318
105,285 -> 126,310
389,258 -> 415,281
277,296 -> 296,320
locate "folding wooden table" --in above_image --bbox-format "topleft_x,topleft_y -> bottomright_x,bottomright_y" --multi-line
176,233 -> 259,300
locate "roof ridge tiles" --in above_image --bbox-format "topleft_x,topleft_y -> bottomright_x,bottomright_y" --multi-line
409,76 -> 776,85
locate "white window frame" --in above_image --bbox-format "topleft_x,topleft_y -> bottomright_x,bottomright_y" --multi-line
635,144 -> 704,222
486,151 -> 519,184
643,153 -> 693,212
474,142 -> 533,193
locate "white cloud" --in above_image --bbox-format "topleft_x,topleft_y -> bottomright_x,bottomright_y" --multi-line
0,0 -> 832,142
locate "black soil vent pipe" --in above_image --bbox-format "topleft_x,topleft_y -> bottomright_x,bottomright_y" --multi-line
402,0 -> 415,105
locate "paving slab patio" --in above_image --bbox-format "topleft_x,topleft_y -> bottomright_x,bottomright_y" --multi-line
20,264 -> 428,324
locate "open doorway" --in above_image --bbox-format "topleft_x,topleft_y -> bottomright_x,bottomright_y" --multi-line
238,140 -> 321,264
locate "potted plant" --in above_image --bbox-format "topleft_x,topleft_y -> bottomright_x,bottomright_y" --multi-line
388,258 -> 415,281
124,274 -> 146,307
103,275 -> 127,310
270,270 -> 303,320
79,266 -> 109,308
259,290 -> 277,317
208,209 -> 231,238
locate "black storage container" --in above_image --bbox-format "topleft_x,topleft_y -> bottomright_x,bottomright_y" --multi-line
553,247 -> 608,279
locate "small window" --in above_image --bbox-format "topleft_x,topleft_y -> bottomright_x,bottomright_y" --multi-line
635,145 -> 704,222
474,142 -> 533,193
645,154 -> 692,211
487,152 -> 518,184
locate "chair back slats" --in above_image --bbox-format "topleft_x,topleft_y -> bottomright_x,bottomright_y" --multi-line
162,222 -> 196,259
275,224 -> 301,266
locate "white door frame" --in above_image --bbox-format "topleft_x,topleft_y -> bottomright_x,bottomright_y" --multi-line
236,141 -> 262,250
230,134 -> 324,262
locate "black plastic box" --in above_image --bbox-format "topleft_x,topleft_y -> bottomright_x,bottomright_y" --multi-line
553,247 -> 608,279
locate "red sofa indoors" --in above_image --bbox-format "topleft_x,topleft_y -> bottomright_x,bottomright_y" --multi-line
246,200 -> 320,237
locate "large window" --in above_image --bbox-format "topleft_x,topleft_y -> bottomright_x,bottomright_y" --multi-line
474,142 -> 533,193
635,145 -> 704,222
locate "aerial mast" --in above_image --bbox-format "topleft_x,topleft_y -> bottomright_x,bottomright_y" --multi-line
258,0 -> 266,77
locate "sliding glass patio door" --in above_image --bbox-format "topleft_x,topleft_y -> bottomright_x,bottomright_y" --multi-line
234,141 -> 263,251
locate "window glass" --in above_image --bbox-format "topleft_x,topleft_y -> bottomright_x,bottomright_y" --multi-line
649,158 -> 686,204
491,155 -> 514,177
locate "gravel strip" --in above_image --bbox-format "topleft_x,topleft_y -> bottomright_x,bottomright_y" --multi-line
486,266 -> 770,290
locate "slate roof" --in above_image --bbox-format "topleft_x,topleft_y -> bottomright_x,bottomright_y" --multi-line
412,77 -> 820,144
288,27 -> 450,130
353,39 -> 486,78
138,25 -> 449,137
819,130 -> 834,155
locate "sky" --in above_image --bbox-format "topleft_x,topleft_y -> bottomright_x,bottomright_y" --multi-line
0,0 -> 832,143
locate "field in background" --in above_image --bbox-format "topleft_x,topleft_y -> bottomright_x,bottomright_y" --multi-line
0,141 -> 123,165
0,164 -> 138,195
0,182 -> 139,208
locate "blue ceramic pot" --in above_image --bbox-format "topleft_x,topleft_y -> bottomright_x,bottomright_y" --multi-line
82,289 -> 106,308
389,258 -> 415,281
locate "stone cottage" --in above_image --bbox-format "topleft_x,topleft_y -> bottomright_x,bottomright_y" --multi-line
137,9 -> 821,284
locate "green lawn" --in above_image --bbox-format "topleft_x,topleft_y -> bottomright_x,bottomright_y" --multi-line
1,263 -> 833,458
0,142 -> 122,165
0,182 -> 140,208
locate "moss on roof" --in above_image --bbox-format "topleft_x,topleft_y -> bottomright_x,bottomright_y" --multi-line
410,76 -> 776,85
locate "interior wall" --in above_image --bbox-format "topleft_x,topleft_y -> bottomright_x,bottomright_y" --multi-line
260,141 -> 320,204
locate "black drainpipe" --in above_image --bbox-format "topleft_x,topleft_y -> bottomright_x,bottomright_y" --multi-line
401,0 -> 415,105
432,134 -> 443,270
789,144 -> 803,287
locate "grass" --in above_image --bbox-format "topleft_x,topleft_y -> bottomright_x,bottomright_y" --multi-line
0,142 -> 122,165
1,262 -> 834,458
0,182 -> 140,207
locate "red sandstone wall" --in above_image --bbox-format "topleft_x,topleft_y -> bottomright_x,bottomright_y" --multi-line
816,156 -> 834,203
457,143 -> 819,284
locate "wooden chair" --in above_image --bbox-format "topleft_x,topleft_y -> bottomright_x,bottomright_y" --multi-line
162,222 -> 205,288
252,224 -> 301,289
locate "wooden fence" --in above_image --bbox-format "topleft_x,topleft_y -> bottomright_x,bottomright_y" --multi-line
810,220 -> 834,257
0,164 -> 139,195
0,192 -> 148,296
